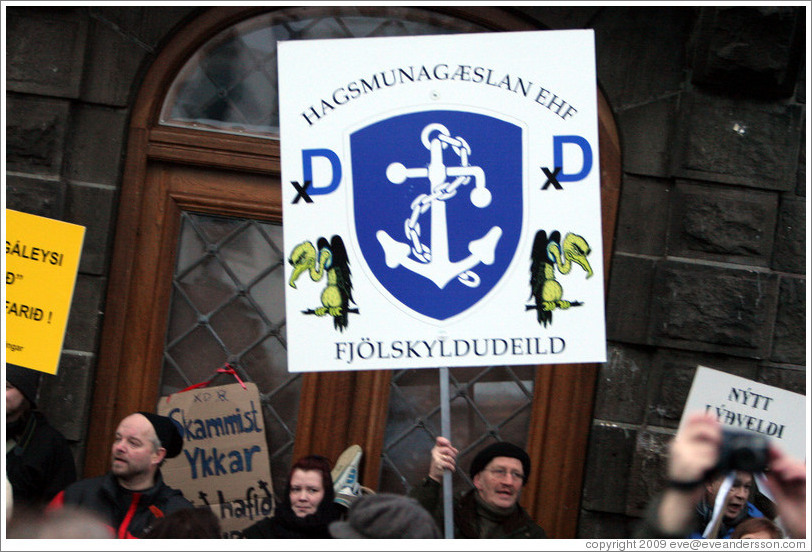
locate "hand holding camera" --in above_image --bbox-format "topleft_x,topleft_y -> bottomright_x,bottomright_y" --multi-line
668,412 -> 771,490
667,412 -> 723,489
713,428 -> 769,475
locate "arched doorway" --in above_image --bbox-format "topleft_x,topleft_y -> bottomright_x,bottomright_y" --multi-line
85,6 -> 621,538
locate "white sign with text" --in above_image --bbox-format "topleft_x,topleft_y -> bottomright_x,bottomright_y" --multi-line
279,31 -> 606,372
681,365 -> 806,460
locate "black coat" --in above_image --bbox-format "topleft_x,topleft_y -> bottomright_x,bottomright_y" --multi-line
410,477 -> 547,538
6,411 -> 77,509
242,498 -> 342,538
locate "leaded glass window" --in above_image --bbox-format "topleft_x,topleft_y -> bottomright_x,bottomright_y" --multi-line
380,365 -> 535,494
161,212 -> 296,494
160,8 -> 485,137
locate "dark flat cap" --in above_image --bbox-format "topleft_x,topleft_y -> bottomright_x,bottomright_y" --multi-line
138,411 -> 184,458
329,493 -> 441,539
469,442 -> 530,485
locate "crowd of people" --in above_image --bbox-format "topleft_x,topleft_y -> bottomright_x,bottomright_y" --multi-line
5,363 -> 808,540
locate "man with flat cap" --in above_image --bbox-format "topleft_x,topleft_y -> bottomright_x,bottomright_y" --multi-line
6,364 -> 77,510
410,437 -> 547,538
48,411 -> 193,538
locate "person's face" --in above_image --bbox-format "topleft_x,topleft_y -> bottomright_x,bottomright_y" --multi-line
289,469 -> 325,518
110,414 -> 164,485
706,471 -> 754,521
6,382 -> 28,421
473,456 -> 524,509
740,530 -> 774,539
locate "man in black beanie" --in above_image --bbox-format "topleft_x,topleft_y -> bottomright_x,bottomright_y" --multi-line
48,411 -> 192,538
410,437 -> 547,538
6,364 -> 77,510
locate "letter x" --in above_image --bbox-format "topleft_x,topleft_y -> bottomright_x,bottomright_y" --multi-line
291,180 -> 313,204
541,166 -> 563,190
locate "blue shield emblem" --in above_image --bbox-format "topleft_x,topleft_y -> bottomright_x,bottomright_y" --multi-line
351,111 -> 523,321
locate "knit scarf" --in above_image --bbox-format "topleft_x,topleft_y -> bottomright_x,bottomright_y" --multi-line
474,491 -> 518,538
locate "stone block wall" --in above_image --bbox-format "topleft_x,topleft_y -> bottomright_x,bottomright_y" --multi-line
563,6 -> 807,537
4,6 -> 806,536
5,5 -> 199,470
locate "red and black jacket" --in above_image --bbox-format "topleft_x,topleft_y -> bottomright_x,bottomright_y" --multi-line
48,471 -> 193,538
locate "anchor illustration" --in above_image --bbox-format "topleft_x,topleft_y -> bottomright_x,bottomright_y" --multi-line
376,123 -> 502,289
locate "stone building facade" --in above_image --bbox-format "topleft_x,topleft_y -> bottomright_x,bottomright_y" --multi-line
5,5 -> 806,537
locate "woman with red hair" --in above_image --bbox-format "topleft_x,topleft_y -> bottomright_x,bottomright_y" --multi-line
242,455 -> 341,538
731,517 -> 783,539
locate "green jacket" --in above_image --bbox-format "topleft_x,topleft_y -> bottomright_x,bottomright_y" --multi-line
409,477 -> 547,539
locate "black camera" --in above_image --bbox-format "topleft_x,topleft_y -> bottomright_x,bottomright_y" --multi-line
715,429 -> 769,474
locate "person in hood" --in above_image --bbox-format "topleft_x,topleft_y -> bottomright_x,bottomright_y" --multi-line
6,363 -> 76,510
242,454 -> 342,538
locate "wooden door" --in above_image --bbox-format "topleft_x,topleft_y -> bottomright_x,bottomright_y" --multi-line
84,6 -> 621,538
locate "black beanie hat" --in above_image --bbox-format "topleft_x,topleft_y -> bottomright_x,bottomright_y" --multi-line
469,442 -> 531,484
6,364 -> 42,408
138,411 -> 184,458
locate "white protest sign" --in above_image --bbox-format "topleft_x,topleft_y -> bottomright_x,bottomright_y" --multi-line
157,382 -> 274,538
681,365 -> 806,460
279,30 -> 606,372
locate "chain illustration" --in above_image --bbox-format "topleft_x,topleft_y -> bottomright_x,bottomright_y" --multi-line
378,123 -> 501,290
403,126 -> 479,287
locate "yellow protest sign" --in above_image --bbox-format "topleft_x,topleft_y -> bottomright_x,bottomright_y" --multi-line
5,209 -> 85,375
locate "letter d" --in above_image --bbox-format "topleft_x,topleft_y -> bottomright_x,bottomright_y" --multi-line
302,148 -> 342,195
553,135 -> 593,182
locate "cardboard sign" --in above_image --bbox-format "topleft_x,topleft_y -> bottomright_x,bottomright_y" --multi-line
5,209 -> 85,375
681,366 -> 806,460
157,382 -> 274,538
279,30 -> 606,372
